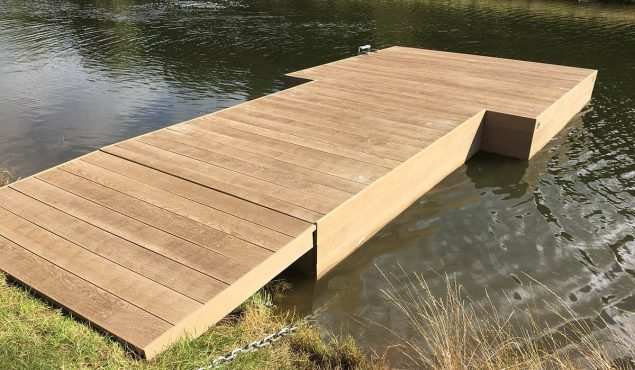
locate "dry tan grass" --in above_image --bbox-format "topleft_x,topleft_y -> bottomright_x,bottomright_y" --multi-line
381,270 -> 635,369
0,168 -> 14,186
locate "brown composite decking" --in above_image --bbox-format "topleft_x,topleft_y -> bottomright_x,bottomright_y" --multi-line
0,47 -> 596,359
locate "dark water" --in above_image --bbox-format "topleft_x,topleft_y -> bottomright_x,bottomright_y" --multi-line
1,0 -> 635,363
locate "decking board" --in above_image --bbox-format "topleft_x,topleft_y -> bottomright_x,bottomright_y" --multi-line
0,189 -> 226,303
150,128 -> 366,194
180,120 -> 392,182
37,169 -> 276,261
59,160 -> 297,249
0,207 -> 200,324
0,46 -> 596,358
138,131 -> 354,203
81,151 -> 312,236
11,179 -> 252,283
0,235 -> 173,351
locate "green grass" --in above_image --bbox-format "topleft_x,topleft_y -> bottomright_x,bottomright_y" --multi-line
0,275 -> 385,369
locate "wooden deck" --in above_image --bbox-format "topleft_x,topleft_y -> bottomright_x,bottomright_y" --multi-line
0,47 -> 596,359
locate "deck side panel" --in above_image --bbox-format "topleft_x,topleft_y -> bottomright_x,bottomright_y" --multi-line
314,111 -> 485,277
531,71 -> 598,158
142,226 -> 315,358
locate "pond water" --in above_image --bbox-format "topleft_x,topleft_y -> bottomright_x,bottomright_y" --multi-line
1,0 -> 634,364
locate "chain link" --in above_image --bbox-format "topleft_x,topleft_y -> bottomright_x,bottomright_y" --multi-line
197,325 -> 298,369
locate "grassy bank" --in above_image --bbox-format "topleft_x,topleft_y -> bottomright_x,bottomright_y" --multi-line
3,269 -> 634,370
0,275 -> 384,369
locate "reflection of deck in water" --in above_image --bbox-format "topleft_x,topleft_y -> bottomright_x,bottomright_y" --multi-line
0,47 -> 596,359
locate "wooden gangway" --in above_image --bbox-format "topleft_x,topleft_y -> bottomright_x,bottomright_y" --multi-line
0,47 -> 596,359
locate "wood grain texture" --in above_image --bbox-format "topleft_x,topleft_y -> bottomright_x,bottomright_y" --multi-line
0,46 -> 596,359
10,178 -> 252,283
0,235 -> 172,351
0,188 -> 226,303
142,226 -> 314,359
138,131 -> 353,203
39,167 -> 283,257
146,128 -> 366,194
81,151 -> 312,236
531,71 -> 597,158
181,118 -> 394,181
103,142 -> 327,222
0,206 -> 199,324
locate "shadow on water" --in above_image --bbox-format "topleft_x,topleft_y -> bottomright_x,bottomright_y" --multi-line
466,151 -> 530,199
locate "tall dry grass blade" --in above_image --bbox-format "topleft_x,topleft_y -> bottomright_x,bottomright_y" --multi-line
381,269 -> 635,369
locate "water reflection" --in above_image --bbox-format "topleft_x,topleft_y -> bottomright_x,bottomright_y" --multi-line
1,0 -> 635,364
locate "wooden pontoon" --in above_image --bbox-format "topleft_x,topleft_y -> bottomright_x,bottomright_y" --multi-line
0,47 -> 596,359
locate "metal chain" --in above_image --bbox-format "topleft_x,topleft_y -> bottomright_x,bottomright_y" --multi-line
197,324 -> 298,369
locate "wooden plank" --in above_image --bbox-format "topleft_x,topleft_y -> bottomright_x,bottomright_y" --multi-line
480,112 -> 536,159
59,160 -> 297,249
185,114 -> 399,171
264,93 -> 456,138
389,46 -> 594,78
138,131 -> 354,203
81,151 -> 312,236
108,140 -> 337,215
10,178 -> 251,284
284,67 -> 548,118
298,81 -> 484,121
0,235 -> 171,351
143,128 -> 366,194
37,168 -> 277,260
290,74 -> 547,118
199,115 -> 401,171
178,119 -> 393,181
297,80 -> 490,121
190,116 -> 398,178
367,52 -> 587,84
0,188 -> 225,303
253,87 -> 467,129
315,111 -> 485,277
0,206 -> 199,324
293,61 -> 566,103
281,81 -> 474,124
288,46 -> 591,93
531,71 -> 597,158
215,108 -> 425,161
342,53 -> 581,90
220,98 -> 431,150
